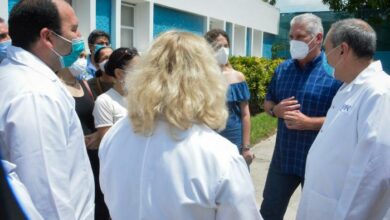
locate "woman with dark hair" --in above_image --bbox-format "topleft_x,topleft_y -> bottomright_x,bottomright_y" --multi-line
205,29 -> 254,166
93,47 -> 139,139
87,46 -> 114,98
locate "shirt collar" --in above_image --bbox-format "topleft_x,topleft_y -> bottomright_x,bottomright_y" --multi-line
338,61 -> 382,93
7,45 -> 59,82
293,52 -> 324,70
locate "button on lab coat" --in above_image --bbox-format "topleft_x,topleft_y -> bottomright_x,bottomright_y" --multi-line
99,118 -> 262,220
0,46 -> 95,220
297,61 -> 390,220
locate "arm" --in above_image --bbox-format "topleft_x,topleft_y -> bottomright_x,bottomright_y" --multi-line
215,156 -> 263,220
263,97 -> 300,118
97,126 -> 111,140
4,94 -> 77,219
284,111 -> 325,131
239,101 -> 254,165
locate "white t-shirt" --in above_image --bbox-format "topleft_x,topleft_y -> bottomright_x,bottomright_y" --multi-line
99,118 -> 262,220
93,88 -> 128,128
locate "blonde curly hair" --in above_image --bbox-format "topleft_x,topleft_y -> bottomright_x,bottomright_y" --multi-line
126,31 -> 228,135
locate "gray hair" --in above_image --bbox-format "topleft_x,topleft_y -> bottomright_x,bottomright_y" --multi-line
290,13 -> 323,36
328,18 -> 376,59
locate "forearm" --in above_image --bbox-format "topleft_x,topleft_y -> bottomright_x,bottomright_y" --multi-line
263,100 -> 276,117
242,114 -> 251,146
305,116 -> 325,130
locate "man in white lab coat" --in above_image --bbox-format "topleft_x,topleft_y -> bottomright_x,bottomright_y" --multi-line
0,0 -> 94,219
297,18 -> 390,220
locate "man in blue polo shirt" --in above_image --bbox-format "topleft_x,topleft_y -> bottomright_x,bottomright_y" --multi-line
260,13 -> 341,220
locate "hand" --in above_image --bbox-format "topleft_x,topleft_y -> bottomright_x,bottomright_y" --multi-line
284,110 -> 310,130
241,148 -> 255,166
274,96 -> 300,118
85,132 -> 101,150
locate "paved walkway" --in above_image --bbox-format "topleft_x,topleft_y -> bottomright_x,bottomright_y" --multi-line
250,134 -> 301,220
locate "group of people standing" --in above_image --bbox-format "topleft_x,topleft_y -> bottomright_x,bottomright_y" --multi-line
0,0 -> 389,220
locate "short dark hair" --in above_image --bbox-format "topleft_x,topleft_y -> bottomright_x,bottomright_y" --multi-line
93,46 -> 113,77
0,17 -> 4,23
88,29 -> 110,45
204,29 -> 230,47
105,47 -> 139,78
8,0 -> 61,50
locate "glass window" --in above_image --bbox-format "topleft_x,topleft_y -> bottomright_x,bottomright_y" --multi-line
121,2 -> 135,47
121,5 -> 134,27
121,28 -> 133,47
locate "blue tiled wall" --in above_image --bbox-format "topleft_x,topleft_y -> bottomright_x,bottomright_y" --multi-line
153,5 -> 204,38
96,0 -> 111,35
8,0 -> 19,13
246,28 -> 252,56
263,33 -> 275,58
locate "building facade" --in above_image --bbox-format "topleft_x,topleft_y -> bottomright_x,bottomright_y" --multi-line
1,0 -> 280,57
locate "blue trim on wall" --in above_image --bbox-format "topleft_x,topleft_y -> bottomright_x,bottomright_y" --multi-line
246,28 -> 252,56
8,0 -> 20,13
225,22 -> 233,55
153,5 -> 204,38
96,0 -> 111,35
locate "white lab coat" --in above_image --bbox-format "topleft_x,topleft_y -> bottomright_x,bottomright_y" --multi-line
297,61 -> 390,220
0,46 -> 95,220
99,117 -> 262,220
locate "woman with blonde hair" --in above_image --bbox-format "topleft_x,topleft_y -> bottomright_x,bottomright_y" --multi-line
99,31 -> 261,220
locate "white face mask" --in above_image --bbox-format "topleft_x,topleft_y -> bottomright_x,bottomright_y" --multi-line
68,58 -> 87,78
216,47 -> 229,65
99,59 -> 108,72
290,37 -> 316,60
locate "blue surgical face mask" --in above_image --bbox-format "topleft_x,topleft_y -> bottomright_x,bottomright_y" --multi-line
322,54 -> 335,77
0,40 -> 12,62
50,31 -> 85,68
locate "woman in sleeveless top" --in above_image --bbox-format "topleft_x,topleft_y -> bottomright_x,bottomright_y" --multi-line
205,29 -> 255,166
57,58 -> 110,220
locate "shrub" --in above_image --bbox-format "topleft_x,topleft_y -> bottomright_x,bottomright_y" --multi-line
229,56 -> 284,114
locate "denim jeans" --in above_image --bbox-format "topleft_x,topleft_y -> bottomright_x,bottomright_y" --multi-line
260,164 -> 304,220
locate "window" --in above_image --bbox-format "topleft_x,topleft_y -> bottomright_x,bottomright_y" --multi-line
121,2 -> 135,47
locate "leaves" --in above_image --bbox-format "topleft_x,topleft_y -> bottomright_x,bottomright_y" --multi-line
229,56 -> 284,114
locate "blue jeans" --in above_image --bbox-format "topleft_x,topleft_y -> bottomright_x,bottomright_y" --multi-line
260,164 -> 304,220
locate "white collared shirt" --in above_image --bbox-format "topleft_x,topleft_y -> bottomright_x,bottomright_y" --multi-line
0,46 -> 95,220
297,61 -> 390,220
99,117 -> 262,220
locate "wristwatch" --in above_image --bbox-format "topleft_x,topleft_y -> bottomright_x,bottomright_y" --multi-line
269,106 -> 276,117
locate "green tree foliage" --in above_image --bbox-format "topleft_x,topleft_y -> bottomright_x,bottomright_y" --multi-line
322,0 -> 390,24
229,56 -> 284,114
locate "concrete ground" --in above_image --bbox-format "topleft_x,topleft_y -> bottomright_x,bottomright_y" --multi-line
250,134 -> 301,220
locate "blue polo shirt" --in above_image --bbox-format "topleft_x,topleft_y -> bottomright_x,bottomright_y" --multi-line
266,52 -> 342,177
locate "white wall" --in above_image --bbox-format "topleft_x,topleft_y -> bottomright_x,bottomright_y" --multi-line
152,0 -> 280,35
209,18 -> 225,30
0,0 -> 8,21
252,30 -> 263,57
233,24 -> 246,56
72,0 -> 96,50
134,1 -> 153,52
